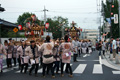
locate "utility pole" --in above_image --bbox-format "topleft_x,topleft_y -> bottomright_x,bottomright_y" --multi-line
110,4 -> 112,37
62,21 -> 65,38
119,0 -> 120,37
0,22 -> 2,38
97,0 -> 101,40
43,6 -> 48,32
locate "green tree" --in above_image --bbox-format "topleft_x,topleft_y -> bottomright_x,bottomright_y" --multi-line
17,12 -> 32,26
103,0 -> 119,38
17,12 -> 42,27
46,16 -> 69,39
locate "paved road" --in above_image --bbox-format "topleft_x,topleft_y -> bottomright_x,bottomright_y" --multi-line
0,51 -> 120,80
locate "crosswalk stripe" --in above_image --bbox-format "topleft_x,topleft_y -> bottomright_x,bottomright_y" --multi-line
38,69 -> 42,73
93,64 -> 103,74
3,65 -> 7,69
4,68 -> 14,73
83,54 -> 87,57
99,56 -> 102,64
3,63 -> 120,75
15,70 -> 20,73
3,63 -> 18,69
73,64 -> 87,74
112,71 -> 120,74
15,66 -> 31,73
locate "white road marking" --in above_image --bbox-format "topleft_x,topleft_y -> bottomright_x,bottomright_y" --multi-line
38,68 -> 42,73
99,56 -> 102,64
4,68 -> 14,73
73,64 -> 87,74
83,54 -> 88,58
93,64 -> 103,74
112,71 -> 120,74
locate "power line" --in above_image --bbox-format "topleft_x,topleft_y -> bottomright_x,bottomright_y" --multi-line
4,6 -> 96,10
2,10 -> 98,15
48,11 -> 98,14
3,10 -> 43,13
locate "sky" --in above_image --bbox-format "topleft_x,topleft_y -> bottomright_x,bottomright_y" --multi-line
0,0 -> 105,29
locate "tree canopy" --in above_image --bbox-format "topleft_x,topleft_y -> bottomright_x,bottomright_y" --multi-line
103,0 -> 119,38
46,16 -> 69,39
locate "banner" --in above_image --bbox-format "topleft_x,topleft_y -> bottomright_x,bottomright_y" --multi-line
114,14 -> 118,24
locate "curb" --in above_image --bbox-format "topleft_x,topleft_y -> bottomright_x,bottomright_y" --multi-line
103,55 -> 120,70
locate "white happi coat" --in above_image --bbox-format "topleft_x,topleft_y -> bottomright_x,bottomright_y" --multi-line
39,42 -> 54,64
6,45 -> 14,59
81,42 -> 87,53
58,42 -> 73,63
13,45 -> 18,58
25,46 -> 39,64
72,40 -> 78,54
17,46 -> 29,64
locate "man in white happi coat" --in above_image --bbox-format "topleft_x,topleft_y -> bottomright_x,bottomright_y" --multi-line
72,37 -> 78,62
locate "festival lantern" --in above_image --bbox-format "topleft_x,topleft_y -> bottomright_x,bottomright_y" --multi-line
37,31 -> 39,34
28,32 -> 31,35
18,25 -> 22,30
34,30 -> 35,35
26,22 -> 31,29
31,31 -> 34,35
45,23 -> 49,29
41,30 -> 44,35
111,12 -> 113,15
112,5 -> 114,8
25,32 -> 27,36
81,29 -> 82,32
31,15 -> 37,21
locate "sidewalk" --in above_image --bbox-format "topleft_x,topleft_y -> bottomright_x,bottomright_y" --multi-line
103,51 -> 120,69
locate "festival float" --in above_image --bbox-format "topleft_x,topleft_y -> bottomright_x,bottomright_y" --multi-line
16,14 -> 45,45
65,21 -> 81,39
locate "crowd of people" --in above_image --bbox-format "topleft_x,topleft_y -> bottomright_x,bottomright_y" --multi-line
96,37 -> 120,63
0,35 -> 94,78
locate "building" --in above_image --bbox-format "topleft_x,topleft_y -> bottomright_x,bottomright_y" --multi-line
83,29 -> 99,40
0,19 -> 17,37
